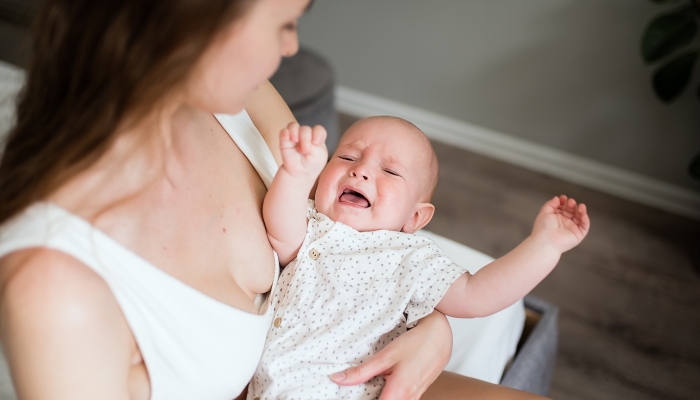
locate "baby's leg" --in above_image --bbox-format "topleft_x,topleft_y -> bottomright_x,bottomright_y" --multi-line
421,371 -> 550,400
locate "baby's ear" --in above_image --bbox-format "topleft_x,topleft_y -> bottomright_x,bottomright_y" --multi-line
401,203 -> 435,234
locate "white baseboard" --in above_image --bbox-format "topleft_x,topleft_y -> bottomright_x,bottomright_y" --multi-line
335,85 -> 700,220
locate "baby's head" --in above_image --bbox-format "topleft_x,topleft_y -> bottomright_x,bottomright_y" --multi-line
315,116 -> 438,233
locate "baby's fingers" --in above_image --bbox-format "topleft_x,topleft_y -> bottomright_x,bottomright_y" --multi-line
558,196 -> 577,218
311,125 -> 328,146
558,194 -> 568,208
286,122 -> 300,143
279,127 -> 296,149
539,195 -> 562,215
575,203 -> 591,233
298,125 -> 313,155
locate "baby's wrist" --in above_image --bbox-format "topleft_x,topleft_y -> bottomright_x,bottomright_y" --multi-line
280,164 -> 318,187
525,233 -> 563,256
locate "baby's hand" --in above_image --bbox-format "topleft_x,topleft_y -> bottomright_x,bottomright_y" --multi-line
532,195 -> 590,253
280,122 -> 328,180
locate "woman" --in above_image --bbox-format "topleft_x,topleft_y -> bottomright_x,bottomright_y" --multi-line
0,0 -> 546,399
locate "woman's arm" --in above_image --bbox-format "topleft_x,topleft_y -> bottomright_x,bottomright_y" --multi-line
0,249 -> 134,399
244,80 -> 297,167
330,310 -> 452,400
421,371 -> 549,400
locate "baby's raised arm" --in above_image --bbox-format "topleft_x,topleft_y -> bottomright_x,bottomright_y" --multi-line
436,195 -> 590,318
263,122 -> 328,266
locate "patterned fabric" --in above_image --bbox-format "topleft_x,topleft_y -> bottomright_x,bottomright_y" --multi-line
248,201 -> 468,400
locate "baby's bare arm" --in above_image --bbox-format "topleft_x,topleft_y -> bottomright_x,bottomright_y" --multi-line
436,195 -> 590,318
263,123 -> 327,266
436,235 -> 561,317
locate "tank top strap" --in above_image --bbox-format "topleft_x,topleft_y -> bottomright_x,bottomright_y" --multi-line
215,110 -> 279,190
0,202 -> 94,263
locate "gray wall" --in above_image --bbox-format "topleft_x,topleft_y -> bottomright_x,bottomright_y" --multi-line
298,0 -> 700,191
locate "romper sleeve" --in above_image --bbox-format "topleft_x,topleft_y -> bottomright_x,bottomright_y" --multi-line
405,242 -> 469,328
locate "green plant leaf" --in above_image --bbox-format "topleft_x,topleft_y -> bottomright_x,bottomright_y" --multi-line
689,151 -> 700,181
652,50 -> 698,102
642,7 -> 697,63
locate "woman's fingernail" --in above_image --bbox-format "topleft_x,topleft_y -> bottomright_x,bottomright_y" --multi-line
330,372 -> 345,381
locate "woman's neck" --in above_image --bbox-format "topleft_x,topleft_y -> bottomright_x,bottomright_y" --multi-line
49,99 -> 200,220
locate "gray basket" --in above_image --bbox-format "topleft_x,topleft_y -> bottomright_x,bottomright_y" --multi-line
500,294 -> 559,396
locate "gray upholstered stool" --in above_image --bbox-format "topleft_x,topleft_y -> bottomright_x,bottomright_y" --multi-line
500,294 -> 559,396
270,47 -> 340,155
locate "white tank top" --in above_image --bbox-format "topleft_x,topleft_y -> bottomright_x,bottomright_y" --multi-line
0,110 -> 280,400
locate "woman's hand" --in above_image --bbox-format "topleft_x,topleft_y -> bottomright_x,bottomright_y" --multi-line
330,311 -> 452,400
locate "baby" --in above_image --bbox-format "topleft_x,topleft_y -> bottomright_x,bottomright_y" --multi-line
249,116 -> 590,399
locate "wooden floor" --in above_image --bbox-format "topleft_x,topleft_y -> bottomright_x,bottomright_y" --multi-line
341,114 -> 700,400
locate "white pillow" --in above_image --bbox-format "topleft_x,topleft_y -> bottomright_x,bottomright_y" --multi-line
416,230 -> 525,384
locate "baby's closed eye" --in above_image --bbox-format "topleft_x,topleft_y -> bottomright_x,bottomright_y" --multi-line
383,168 -> 400,177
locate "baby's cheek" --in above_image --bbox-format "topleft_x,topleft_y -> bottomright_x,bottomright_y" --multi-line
314,193 -> 333,217
314,198 -> 327,215
385,202 -> 416,230
314,177 -> 334,206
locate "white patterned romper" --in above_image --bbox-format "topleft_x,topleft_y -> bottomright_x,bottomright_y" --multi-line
248,201 -> 468,400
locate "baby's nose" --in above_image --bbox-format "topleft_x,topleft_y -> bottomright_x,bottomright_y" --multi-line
349,171 -> 369,180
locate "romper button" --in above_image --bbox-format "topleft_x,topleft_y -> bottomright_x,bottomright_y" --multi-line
273,317 -> 282,328
309,248 -> 320,259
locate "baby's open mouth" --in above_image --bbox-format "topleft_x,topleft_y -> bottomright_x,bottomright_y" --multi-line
339,189 -> 370,208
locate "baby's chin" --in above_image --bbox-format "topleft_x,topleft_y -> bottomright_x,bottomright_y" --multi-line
326,211 -> 372,232
332,213 -> 364,230
334,213 -> 400,233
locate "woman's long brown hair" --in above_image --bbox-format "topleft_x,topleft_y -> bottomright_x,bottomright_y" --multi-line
0,0 -> 253,225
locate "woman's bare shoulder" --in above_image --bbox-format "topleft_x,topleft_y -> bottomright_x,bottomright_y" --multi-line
2,247 -> 106,299
0,248 -> 135,398
0,248 -> 130,337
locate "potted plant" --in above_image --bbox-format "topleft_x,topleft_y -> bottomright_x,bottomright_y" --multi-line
641,0 -> 700,178
641,0 -> 700,269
